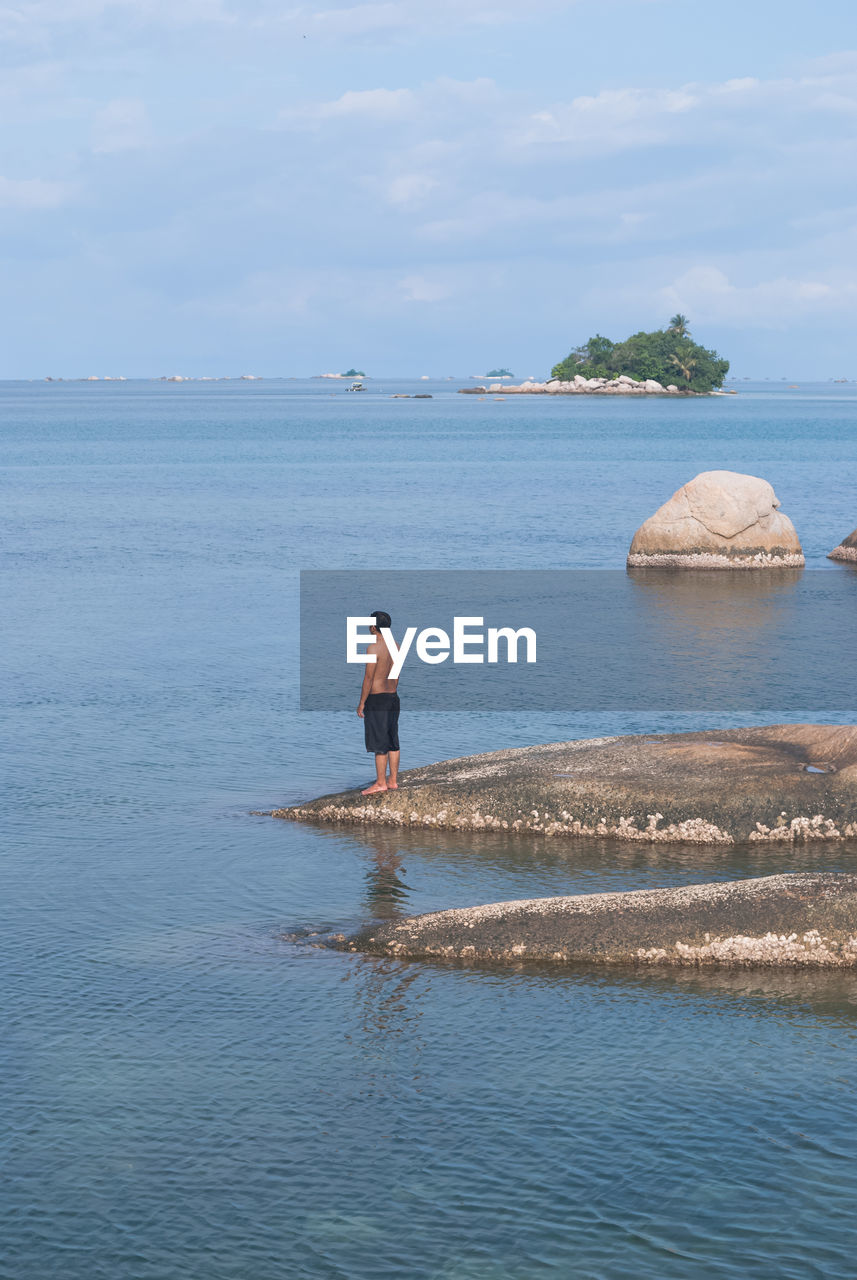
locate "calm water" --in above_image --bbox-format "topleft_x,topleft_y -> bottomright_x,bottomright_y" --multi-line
3,380 -> 857,1279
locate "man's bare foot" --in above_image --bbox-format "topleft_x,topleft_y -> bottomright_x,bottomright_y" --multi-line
387,781 -> 398,790
361,783 -> 388,795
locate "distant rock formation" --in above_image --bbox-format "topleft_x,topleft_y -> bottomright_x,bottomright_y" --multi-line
460,375 -> 683,396
828,526 -> 857,563
627,470 -> 804,569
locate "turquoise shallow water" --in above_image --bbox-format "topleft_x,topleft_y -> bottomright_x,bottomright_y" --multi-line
3,380 -> 857,1278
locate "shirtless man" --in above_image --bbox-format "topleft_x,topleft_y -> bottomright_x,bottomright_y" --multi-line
356,609 -> 400,795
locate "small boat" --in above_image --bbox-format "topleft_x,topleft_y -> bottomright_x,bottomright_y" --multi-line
348,380 -> 364,391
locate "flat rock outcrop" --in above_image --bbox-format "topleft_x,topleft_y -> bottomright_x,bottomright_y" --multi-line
339,873 -> 857,969
627,470 -> 804,568
272,724 -> 857,845
828,525 -> 857,563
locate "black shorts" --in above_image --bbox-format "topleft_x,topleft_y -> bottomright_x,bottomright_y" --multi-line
363,692 -> 400,754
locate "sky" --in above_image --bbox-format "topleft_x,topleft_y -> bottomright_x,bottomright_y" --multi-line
1,0 -> 856,379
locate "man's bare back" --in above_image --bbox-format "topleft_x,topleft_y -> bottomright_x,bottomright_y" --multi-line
366,634 -> 399,694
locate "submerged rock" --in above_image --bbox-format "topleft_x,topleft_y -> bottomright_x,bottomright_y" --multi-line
340,873 -> 857,969
272,724 -> 857,845
828,525 -> 857,563
628,470 -> 804,568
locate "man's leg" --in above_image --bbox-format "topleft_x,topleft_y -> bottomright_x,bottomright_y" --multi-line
387,750 -> 400,788
362,753 -> 388,795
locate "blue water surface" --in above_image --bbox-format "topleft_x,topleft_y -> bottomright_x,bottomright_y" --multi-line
2,379 -> 857,1279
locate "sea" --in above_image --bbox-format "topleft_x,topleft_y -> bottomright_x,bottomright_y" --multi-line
3,378 -> 857,1279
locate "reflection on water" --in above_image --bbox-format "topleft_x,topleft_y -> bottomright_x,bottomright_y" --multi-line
629,961 -> 857,1023
345,956 -> 430,1049
627,564 -> 806,607
310,820 -> 857,904
344,946 -> 857,1030
360,828 -> 413,919
626,567 -> 857,715
627,566 -> 805,675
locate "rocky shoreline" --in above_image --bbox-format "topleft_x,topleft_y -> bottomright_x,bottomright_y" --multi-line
459,374 -> 716,396
273,725 -> 857,846
829,524 -> 857,563
334,873 -> 857,969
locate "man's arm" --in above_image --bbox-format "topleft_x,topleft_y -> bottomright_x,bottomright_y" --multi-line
357,638 -> 378,717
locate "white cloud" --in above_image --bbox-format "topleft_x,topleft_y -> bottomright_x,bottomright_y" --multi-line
521,86 -> 699,150
0,175 -> 72,209
315,87 -> 414,118
512,62 -> 857,155
386,172 -> 438,208
177,267 -> 328,324
0,0 -> 231,35
92,99 -> 153,153
281,76 -> 498,133
660,265 -> 852,327
302,0 -> 581,40
398,272 -> 452,301
281,86 -> 415,128
0,0 -> 591,41
306,2 -> 413,38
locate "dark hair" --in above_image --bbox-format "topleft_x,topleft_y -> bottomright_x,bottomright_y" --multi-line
371,610 -> 392,630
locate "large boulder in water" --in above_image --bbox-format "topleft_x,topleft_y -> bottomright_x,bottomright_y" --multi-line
828,526 -> 857,563
627,470 -> 804,569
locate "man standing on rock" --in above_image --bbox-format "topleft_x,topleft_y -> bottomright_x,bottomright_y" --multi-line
356,610 -> 400,795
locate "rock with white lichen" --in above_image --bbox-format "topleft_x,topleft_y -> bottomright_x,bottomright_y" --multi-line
269,724 -> 857,845
336,873 -> 857,968
627,470 -> 804,568
459,378 -> 690,396
828,525 -> 857,563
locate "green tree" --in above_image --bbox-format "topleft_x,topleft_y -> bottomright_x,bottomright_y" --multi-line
670,348 -> 697,387
551,334 -> 616,380
551,320 -> 728,392
668,313 -> 690,337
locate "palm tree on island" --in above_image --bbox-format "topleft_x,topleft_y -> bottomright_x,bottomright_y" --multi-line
670,349 -> 698,387
668,314 -> 690,337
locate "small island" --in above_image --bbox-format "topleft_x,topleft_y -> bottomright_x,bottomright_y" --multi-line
342,367 -> 366,378
462,317 -> 730,396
